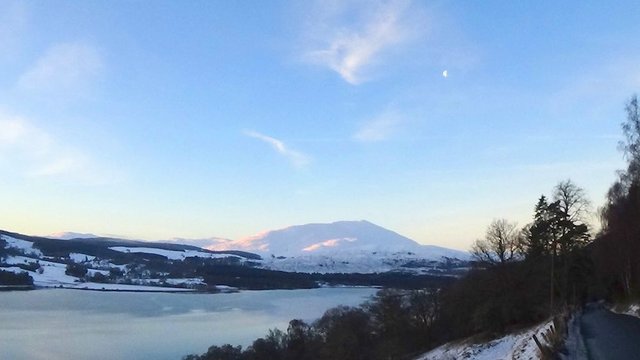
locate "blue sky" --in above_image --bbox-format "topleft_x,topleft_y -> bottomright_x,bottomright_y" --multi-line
0,1 -> 638,250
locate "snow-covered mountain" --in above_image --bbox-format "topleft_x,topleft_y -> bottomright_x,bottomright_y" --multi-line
47,232 -> 101,240
165,237 -> 233,249
29,221 -> 470,275
208,220 -> 468,260
204,220 -> 469,274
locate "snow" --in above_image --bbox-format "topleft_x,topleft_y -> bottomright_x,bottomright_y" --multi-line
3,255 -> 85,287
164,278 -> 205,286
416,320 -> 553,360
69,253 -> 96,263
259,250 -> 466,274
207,220 -> 470,260
3,236 -> 43,257
1,256 -> 194,292
261,252 -> 410,274
626,304 -> 640,318
165,237 -> 233,250
127,277 -> 206,288
2,256 -> 193,291
109,246 -> 243,261
612,303 -> 640,319
47,232 -> 99,240
87,269 -> 110,276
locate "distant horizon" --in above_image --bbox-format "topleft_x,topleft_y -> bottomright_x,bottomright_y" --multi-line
20,218 -> 471,252
37,219 -> 470,251
1,1 -> 637,251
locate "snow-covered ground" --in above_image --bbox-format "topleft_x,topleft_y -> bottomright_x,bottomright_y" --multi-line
261,251 -> 455,274
2,254 -> 195,292
109,246 -> 243,261
4,236 -> 43,257
612,303 -> 640,319
416,320 -> 553,360
69,252 -> 96,263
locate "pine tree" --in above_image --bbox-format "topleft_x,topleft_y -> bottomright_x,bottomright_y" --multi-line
527,195 -> 551,259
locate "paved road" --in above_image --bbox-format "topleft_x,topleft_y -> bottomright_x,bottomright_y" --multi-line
580,305 -> 640,360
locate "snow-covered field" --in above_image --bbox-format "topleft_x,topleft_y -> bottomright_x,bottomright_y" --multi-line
69,252 -> 96,262
416,320 -> 553,360
261,252 -> 452,274
109,246 -> 243,261
3,255 -> 194,291
1,235 -> 204,291
4,236 -> 43,257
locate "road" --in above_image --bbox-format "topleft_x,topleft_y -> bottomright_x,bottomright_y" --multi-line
580,305 -> 640,360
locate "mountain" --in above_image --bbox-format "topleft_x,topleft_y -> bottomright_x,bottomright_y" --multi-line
165,237 -> 233,250
47,232 -> 101,240
1,228 -> 461,290
208,220 -> 469,260
205,220 -> 469,274
2,221 -> 469,283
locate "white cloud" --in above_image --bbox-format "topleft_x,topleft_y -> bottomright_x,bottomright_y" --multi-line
244,130 -> 310,168
303,0 -> 418,84
0,112 -> 114,183
17,42 -> 104,94
354,111 -> 403,142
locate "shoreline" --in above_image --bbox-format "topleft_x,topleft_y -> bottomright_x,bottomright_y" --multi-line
0,283 -> 380,294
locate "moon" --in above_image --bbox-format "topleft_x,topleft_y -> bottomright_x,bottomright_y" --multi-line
442,70 -> 448,78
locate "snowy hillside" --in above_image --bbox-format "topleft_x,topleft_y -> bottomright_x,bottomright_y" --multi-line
0,231 -> 256,291
416,320 -> 553,360
208,220 -> 468,259
205,220 -> 469,274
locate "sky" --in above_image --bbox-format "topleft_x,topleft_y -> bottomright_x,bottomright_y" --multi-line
1,1 -> 639,250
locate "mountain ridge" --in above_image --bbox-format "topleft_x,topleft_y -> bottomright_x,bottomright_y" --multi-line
206,220 -> 469,260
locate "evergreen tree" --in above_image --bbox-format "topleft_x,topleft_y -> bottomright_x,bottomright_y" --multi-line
527,195 -> 552,259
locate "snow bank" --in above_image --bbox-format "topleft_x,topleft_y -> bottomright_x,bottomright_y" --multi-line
612,303 -> 640,319
416,320 -> 553,360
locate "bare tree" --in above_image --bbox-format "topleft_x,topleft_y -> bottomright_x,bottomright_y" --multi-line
553,179 -> 591,224
471,219 -> 522,265
549,179 -> 591,312
620,94 -> 640,181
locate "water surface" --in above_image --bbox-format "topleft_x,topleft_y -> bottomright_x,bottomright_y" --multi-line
0,287 -> 377,360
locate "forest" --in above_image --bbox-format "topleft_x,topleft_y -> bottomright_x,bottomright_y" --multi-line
184,95 -> 640,360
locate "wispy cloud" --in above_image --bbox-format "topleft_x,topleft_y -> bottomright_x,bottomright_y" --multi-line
354,110 -> 403,142
244,130 -> 310,168
17,42 -> 104,95
303,0 -> 419,85
0,112 -> 116,184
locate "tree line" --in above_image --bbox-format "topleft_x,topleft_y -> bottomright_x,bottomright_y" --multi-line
184,288 -> 442,360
